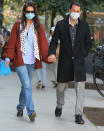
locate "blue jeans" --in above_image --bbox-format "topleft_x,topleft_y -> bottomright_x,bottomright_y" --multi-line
36,62 -> 47,86
16,64 -> 35,116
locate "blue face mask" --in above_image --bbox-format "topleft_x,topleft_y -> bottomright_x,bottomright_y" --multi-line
25,13 -> 35,20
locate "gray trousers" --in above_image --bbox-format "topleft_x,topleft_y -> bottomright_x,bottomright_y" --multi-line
52,59 -> 58,82
56,81 -> 85,115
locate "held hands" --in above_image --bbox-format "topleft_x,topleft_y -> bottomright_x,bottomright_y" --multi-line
47,54 -> 56,63
5,60 -> 10,67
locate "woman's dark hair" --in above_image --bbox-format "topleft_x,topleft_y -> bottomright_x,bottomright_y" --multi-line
70,1 -> 81,9
21,2 -> 40,33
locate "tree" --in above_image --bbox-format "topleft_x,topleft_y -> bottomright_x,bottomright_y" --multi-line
79,0 -> 104,21
45,0 -> 70,27
33,0 -> 70,29
0,0 -> 4,26
3,0 -> 25,28
2,0 -> 104,29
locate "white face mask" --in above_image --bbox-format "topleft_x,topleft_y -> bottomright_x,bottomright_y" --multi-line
70,12 -> 80,20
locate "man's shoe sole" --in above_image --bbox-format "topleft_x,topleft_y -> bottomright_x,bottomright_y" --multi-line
75,121 -> 85,124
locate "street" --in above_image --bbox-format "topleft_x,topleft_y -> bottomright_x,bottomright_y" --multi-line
0,64 -> 104,131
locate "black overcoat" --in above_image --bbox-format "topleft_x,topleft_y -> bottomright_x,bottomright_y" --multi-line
49,15 -> 92,82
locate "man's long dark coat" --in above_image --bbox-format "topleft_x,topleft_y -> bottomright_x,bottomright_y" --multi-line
49,15 -> 92,82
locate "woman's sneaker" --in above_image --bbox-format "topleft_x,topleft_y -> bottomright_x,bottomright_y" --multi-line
29,112 -> 36,122
17,110 -> 23,117
36,81 -> 42,89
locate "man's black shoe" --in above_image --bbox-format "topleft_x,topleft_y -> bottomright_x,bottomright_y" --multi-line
75,115 -> 85,124
17,110 -> 23,117
55,107 -> 62,117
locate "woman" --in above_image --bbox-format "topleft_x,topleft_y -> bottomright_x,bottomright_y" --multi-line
3,2 -> 49,122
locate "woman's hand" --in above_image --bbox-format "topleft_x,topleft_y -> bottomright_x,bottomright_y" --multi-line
47,54 -> 56,62
5,60 -> 10,67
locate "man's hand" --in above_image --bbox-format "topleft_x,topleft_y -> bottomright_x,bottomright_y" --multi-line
5,60 -> 10,67
47,54 -> 56,62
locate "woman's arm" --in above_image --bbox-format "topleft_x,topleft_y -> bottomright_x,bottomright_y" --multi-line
38,24 -> 49,63
2,21 -> 19,60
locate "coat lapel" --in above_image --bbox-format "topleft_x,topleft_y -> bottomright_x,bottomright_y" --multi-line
74,19 -> 81,48
63,15 -> 72,44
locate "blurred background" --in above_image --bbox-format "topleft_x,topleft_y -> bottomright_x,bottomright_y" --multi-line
0,0 -> 104,43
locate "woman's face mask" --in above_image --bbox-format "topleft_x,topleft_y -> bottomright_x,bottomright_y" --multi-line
25,12 -> 35,20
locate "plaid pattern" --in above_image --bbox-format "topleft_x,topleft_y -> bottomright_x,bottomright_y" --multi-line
69,24 -> 77,49
69,18 -> 78,58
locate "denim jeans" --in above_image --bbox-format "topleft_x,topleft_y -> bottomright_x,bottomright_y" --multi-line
36,62 -> 47,86
16,64 -> 35,116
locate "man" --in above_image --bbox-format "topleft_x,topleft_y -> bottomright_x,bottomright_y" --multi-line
48,1 -> 92,124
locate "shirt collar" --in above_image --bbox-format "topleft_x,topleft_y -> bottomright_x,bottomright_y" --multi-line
69,17 -> 78,26
30,22 -> 34,27
25,22 -> 34,31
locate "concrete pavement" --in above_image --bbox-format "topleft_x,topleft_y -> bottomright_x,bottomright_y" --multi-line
0,64 -> 104,131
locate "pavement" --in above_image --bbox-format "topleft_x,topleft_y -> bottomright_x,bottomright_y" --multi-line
0,64 -> 104,131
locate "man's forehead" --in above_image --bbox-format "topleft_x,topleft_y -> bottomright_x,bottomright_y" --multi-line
72,5 -> 80,8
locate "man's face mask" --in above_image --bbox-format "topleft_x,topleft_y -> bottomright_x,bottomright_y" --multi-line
70,12 -> 80,20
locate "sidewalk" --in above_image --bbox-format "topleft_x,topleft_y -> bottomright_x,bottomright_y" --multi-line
0,65 -> 104,131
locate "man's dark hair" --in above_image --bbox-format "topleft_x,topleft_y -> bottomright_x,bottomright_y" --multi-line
69,1 -> 81,9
